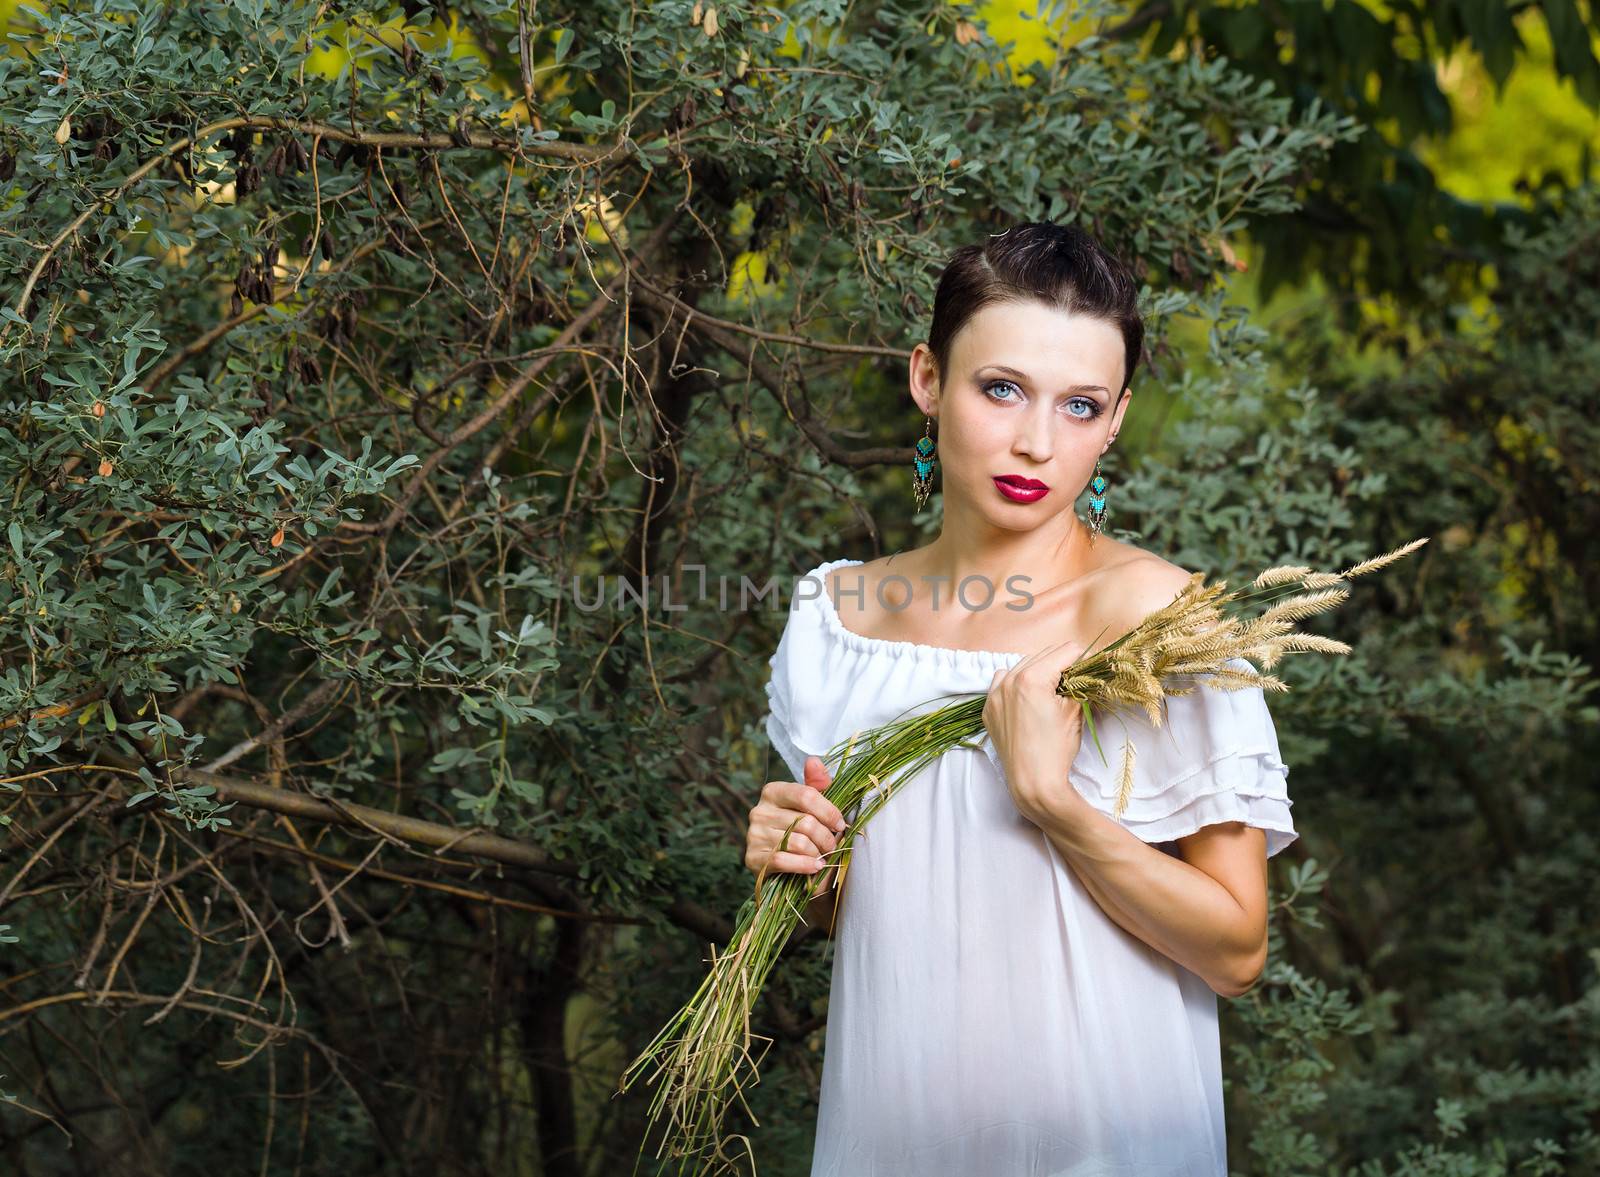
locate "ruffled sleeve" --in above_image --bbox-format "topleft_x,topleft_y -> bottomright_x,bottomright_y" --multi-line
981,657 -> 1299,858
761,581 -> 826,784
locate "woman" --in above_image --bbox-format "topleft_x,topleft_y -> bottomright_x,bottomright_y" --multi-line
745,222 -> 1297,1175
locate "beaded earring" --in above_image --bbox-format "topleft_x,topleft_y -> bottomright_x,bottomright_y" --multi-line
912,416 -> 937,514
1086,457 -> 1109,540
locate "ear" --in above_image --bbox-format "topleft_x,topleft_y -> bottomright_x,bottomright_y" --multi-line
908,342 -> 940,416
1106,386 -> 1133,444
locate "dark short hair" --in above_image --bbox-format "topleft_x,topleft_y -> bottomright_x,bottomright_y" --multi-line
926,221 -> 1145,397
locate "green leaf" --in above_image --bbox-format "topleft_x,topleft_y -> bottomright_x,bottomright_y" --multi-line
1081,700 -> 1107,766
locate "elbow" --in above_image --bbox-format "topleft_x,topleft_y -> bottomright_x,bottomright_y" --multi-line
1212,939 -> 1268,999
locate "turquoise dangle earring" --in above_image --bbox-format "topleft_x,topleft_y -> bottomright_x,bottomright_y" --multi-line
1086,457 -> 1109,540
912,416 -> 938,514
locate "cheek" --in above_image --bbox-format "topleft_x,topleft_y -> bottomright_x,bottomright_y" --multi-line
942,404 -> 1009,464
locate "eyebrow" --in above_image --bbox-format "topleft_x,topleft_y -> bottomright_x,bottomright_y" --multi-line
973,364 -> 1110,396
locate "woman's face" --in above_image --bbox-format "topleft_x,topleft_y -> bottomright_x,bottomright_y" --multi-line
910,299 -> 1131,530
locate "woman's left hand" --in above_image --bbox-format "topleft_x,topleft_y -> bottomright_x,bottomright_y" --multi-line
984,640 -> 1090,828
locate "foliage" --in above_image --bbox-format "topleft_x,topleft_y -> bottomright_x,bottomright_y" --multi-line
1120,0 -> 1600,311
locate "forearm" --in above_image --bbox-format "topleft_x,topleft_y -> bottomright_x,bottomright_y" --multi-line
1034,792 -> 1260,996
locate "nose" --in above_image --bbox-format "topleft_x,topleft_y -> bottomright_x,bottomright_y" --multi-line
1013,402 -> 1053,462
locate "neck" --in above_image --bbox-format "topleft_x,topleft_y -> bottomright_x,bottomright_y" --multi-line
918,510 -> 1098,602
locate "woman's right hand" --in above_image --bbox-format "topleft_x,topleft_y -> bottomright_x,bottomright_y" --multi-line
745,754 -> 847,884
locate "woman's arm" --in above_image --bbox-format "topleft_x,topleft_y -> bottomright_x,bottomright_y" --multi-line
994,558 -> 1272,995
1033,792 -> 1269,996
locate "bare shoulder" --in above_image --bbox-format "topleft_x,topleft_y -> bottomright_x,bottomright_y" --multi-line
819,556 -> 878,624
825,553 -> 914,611
1086,543 -> 1195,648
1104,547 -> 1194,606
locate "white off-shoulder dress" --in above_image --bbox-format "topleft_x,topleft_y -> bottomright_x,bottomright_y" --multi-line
762,557 -> 1298,1177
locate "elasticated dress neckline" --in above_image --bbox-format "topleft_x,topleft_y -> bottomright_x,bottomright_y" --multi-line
808,556 -> 1027,670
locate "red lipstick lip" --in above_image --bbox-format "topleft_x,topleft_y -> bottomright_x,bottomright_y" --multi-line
993,476 -> 1050,504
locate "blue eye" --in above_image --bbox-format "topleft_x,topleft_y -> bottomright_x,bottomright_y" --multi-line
982,380 -> 1104,421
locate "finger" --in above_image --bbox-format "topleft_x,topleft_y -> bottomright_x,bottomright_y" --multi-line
753,848 -> 827,875
783,775 -> 845,833
1016,639 -> 1084,684
792,813 -> 838,854
791,781 -> 846,834
772,828 -> 823,858
1049,638 -> 1088,664
776,806 -> 838,852
802,754 -> 833,792
1047,640 -> 1089,685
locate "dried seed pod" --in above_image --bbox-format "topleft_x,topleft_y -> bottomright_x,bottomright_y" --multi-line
451,115 -> 471,147
270,525 -> 285,547
0,151 -> 14,181
428,70 -> 445,95
230,290 -> 244,317
318,226 -> 334,259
